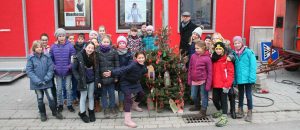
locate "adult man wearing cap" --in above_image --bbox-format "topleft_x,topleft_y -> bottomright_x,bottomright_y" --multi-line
180,11 -> 198,55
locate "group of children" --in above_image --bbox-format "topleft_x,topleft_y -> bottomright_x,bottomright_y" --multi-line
26,24 -> 157,128
26,23 -> 256,128
187,28 -> 257,127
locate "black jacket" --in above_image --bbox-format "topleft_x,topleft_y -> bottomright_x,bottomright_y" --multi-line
98,49 -> 120,85
72,51 -> 100,91
180,21 -> 198,55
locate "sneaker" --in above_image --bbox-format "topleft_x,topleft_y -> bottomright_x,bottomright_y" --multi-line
103,108 -> 110,118
57,105 -> 63,113
53,112 -> 63,120
67,105 -> 75,112
212,111 -> 222,118
215,115 -> 228,127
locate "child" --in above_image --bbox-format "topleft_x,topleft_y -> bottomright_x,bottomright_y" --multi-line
89,30 -> 98,41
224,39 -> 237,119
98,25 -> 107,42
211,42 -> 234,127
74,33 -> 86,54
204,35 -> 213,54
127,27 -> 143,56
67,33 -> 75,45
40,33 -> 50,54
98,35 -> 120,118
232,36 -> 256,122
138,23 -> 147,38
103,52 -> 147,128
50,28 -> 76,112
72,42 -> 100,123
212,32 -> 224,44
188,40 -> 212,116
142,25 -> 157,51
116,36 -> 133,112
26,40 -> 63,122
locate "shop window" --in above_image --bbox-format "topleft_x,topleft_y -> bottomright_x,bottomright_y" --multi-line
57,0 -> 91,31
179,0 -> 215,32
116,0 -> 153,33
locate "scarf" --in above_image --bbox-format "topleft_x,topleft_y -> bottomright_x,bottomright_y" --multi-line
99,44 -> 111,53
235,46 -> 246,57
117,48 -> 128,55
82,50 -> 94,68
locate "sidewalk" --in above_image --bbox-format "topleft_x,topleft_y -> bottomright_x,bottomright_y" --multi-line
0,62 -> 300,129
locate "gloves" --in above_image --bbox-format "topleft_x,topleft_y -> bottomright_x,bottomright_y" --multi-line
38,81 -> 46,86
223,88 -> 230,93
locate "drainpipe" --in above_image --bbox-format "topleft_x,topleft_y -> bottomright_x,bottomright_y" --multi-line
163,0 -> 169,27
242,0 -> 246,38
22,0 -> 29,57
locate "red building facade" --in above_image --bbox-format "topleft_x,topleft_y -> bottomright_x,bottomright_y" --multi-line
0,0 -> 275,57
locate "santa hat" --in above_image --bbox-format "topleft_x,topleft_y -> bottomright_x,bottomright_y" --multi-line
117,36 -> 127,45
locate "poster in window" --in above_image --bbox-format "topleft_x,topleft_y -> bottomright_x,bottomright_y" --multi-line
124,0 -> 146,23
64,0 -> 85,27
117,0 -> 153,32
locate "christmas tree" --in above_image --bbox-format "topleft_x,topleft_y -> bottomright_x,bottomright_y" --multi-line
143,26 -> 188,113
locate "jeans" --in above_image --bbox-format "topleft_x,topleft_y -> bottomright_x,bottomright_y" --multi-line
124,91 -> 145,112
80,82 -> 94,113
238,84 -> 253,110
72,75 -> 78,101
101,84 -> 116,109
118,91 -> 124,103
191,84 -> 208,110
55,75 -> 72,106
35,88 -> 56,114
212,88 -> 228,114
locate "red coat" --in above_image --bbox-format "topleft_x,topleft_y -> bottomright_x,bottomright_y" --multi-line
212,55 -> 234,89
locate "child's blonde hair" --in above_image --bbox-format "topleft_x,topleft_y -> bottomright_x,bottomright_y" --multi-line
194,40 -> 206,49
31,40 -> 43,52
212,32 -> 224,43
98,25 -> 106,31
101,35 -> 112,44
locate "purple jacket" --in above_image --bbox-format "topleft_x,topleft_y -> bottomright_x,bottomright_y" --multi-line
50,41 -> 76,76
188,51 -> 212,90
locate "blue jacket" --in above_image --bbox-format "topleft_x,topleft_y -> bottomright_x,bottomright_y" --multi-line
142,35 -> 157,51
111,61 -> 147,94
233,47 -> 257,84
50,41 -> 76,76
26,53 -> 54,90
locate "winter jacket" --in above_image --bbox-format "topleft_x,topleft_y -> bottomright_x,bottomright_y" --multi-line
72,51 -> 100,91
212,55 -> 234,89
233,47 -> 257,84
118,50 -> 133,67
142,35 -> 157,51
50,41 -> 76,76
111,61 -> 147,93
98,49 -> 119,85
180,21 -> 198,55
26,53 -> 54,90
188,51 -> 212,91
127,35 -> 143,55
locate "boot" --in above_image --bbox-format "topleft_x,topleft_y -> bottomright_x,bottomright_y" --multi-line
189,105 -> 200,111
194,109 -> 206,119
124,112 -> 137,128
94,100 -> 101,112
230,109 -> 237,119
89,109 -> 96,122
118,102 -> 124,112
132,101 -> 143,112
38,103 -> 47,122
245,110 -> 252,122
78,111 -> 90,123
50,105 -> 63,120
236,107 -> 244,118
57,105 -> 63,113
